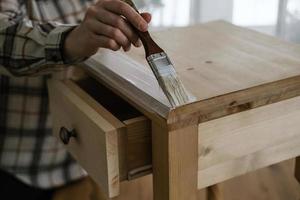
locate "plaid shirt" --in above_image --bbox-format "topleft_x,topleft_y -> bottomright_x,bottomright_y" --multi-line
0,0 -> 97,189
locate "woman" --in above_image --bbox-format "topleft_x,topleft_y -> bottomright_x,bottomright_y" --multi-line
0,0 -> 151,199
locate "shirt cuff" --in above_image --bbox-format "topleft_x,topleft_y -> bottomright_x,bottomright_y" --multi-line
45,25 -> 85,65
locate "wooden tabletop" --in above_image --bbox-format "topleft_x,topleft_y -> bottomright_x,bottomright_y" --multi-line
84,21 -> 300,128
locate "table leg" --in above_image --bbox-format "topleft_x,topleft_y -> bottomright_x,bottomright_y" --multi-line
152,122 -> 199,200
295,156 -> 300,184
206,184 -> 224,200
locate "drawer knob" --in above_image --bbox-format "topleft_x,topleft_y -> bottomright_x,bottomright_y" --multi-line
59,127 -> 77,145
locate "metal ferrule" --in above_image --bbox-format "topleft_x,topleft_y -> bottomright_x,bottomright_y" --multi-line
147,52 -> 176,77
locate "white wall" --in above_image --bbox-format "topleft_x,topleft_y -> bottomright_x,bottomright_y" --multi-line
193,0 -> 234,23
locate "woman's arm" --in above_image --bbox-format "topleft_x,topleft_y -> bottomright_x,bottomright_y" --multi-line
0,0 -> 78,76
0,0 -> 151,76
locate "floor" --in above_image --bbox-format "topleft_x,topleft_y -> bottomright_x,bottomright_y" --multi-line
52,160 -> 300,200
129,158 -> 300,200
219,159 -> 300,200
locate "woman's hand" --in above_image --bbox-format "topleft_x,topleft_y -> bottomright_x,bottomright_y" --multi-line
64,0 -> 151,61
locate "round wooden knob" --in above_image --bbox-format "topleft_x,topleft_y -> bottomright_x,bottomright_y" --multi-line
59,127 -> 77,145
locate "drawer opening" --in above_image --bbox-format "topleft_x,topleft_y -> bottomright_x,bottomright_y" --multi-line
76,77 -> 142,122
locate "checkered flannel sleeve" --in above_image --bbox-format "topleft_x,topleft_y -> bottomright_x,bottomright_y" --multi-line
0,0 -> 78,76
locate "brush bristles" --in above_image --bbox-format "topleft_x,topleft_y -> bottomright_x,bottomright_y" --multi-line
147,52 -> 194,107
157,72 -> 192,107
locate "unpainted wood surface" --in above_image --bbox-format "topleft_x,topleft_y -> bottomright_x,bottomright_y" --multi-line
84,21 -> 300,127
48,80 -> 122,198
152,122 -> 199,200
198,96 -> 300,189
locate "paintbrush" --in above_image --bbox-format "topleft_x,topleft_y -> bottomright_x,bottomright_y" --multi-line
123,0 -> 194,107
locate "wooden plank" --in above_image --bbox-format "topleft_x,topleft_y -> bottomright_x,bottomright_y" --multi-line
152,122 -> 198,200
128,21 -> 300,102
296,157 -> 300,183
197,96 -> 300,189
48,80 -> 121,198
84,21 -> 300,126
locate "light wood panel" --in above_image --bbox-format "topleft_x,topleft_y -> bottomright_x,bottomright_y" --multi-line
197,96 -> 300,189
128,20 -> 300,102
84,21 -> 300,129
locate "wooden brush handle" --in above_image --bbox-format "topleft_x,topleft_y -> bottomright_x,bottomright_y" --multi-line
123,0 -> 163,57
136,31 -> 163,57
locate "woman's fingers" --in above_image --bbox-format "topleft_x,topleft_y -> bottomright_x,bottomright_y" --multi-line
64,0 -> 153,62
141,12 -> 152,23
100,0 -> 148,31
86,19 -> 132,51
95,8 -> 140,47
93,35 -> 121,51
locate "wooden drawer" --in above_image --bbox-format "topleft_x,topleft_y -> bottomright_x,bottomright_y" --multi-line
48,77 -> 152,198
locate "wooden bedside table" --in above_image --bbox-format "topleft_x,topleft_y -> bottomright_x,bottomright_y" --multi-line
48,21 -> 300,200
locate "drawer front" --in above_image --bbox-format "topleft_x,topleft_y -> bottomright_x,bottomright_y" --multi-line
48,78 -> 153,198
48,79 -> 124,198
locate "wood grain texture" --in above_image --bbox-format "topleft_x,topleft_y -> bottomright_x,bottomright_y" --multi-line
152,122 -> 199,200
128,20 -> 300,102
296,156 -> 300,183
48,80 -> 121,198
83,21 -> 300,129
197,96 -> 300,189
